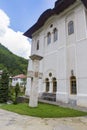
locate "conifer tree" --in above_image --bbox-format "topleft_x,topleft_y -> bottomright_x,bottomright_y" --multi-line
0,70 -> 9,103
15,83 -> 20,98
14,83 -> 20,104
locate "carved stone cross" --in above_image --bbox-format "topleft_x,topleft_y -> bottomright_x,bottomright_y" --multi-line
28,54 -> 43,107
27,71 -> 43,79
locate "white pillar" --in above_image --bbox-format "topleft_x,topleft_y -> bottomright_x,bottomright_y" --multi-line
25,78 -> 31,96
29,54 -> 43,107
29,60 -> 39,107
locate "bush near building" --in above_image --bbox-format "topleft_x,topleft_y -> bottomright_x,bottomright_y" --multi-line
0,70 -> 9,103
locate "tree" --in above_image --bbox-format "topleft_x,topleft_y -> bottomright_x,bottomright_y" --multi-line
15,83 -> 20,98
14,83 -> 20,104
0,43 -> 28,76
0,70 -> 9,103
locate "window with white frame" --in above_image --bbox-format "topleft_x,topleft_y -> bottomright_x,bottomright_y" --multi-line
36,40 -> 39,50
52,77 -> 57,93
86,11 -> 87,31
45,78 -> 49,92
47,32 -> 51,45
53,28 -> 58,42
68,21 -> 74,35
70,76 -> 77,94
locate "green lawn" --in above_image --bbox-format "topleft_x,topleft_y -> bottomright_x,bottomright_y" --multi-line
0,103 -> 87,118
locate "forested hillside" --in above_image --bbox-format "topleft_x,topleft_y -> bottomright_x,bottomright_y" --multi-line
0,43 -> 28,75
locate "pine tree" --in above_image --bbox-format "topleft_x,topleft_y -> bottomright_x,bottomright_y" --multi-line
0,70 -> 9,103
14,83 -> 20,104
15,83 -> 20,98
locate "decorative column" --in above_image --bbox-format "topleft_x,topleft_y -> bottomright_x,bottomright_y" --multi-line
28,54 -> 43,107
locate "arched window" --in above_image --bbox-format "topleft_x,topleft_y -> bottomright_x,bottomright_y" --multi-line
53,77 -> 57,93
53,28 -> 58,42
45,78 -> 49,92
36,40 -> 39,50
70,76 -> 77,94
68,21 -> 74,35
47,32 -> 51,45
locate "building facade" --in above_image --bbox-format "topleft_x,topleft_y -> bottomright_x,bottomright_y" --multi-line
12,74 -> 26,87
24,0 -> 87,107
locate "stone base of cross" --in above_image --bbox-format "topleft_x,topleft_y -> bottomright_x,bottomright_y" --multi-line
27,54 -> 43,107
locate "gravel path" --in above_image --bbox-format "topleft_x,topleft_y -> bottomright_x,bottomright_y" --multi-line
0,109 -> 87,130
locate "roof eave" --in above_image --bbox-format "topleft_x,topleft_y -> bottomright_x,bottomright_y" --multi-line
24,0 -> 87,39
81,0 -> 87,9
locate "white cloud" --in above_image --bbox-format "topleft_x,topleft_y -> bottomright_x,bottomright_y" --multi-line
0,9 -> 31,59
44,0 -> 56,7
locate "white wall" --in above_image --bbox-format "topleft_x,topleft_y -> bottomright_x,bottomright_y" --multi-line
76,39 -> 87,107
26,2 -> 87,107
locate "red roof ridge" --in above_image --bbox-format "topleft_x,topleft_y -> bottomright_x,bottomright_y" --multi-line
12,74 -> 26,79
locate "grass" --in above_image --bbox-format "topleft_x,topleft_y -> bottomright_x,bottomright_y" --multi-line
0,102 -> 87,118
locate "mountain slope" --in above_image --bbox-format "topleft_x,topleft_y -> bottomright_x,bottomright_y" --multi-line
0,43 -> 28,75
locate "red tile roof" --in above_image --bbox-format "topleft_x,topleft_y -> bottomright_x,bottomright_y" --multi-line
12,74 -> 26,79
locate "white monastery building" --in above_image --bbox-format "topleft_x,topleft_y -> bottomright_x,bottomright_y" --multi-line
24,0 -> 87,107
12,74 -> 26,87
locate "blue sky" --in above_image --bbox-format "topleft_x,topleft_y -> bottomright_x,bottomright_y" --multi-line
0,0 -> 56,59
0,0 -> 55,32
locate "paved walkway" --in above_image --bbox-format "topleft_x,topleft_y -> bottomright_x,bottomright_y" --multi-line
0,109 -> 87,130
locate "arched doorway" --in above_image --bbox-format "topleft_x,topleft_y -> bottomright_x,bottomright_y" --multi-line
45,78 -> 49,92
52,77 -> 57,93
70,76 -> 77,94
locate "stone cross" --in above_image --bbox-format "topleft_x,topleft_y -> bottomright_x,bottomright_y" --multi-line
27,54 -> 43,107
